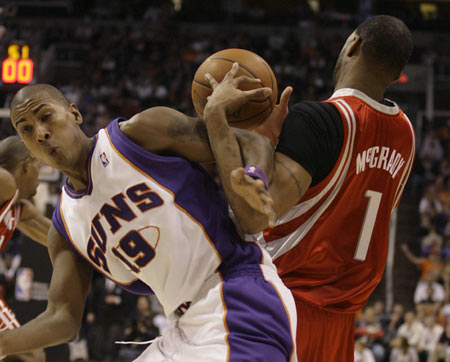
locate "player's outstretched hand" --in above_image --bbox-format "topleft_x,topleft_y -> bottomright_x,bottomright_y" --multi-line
230,168 -> 276,228
254,86 -> 293,146
204,62 -> 272,116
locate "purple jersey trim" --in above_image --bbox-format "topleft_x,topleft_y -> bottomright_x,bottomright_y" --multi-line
63,135 -> 98,199
52,197 -> 154,295
52,197 -> 76,252
221,266 -> 294,361
106,118 -> 262,270
119,280 -> 153,295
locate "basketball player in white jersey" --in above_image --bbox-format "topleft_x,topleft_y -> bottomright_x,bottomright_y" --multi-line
0,136 -> 50,361
2,83 -> 297,361
203,15 -> 415,362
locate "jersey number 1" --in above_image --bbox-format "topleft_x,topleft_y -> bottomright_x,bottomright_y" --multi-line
353,190 -> 382,261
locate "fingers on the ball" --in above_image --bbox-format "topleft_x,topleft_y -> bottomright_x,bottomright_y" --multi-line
205,73 -> 219,88
233,76 -> 261,86
224,62 -> 239,80
246,87 -> 272,100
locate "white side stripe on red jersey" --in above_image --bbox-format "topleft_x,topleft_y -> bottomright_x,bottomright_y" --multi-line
263,99 -> 357,259
271,102 -> 355,226
0,298 -> 20,331
392,114 -> 416,213
0,190 -> 18,224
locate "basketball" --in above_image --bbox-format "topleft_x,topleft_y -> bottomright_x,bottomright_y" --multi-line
191,48 -> 278,129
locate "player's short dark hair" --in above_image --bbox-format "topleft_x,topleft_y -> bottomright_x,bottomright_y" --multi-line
10,84 -> 70,116
0,136 -> 31,171
355,15 -> 413,77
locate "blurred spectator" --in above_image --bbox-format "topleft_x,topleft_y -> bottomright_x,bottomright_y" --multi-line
354,338 -> 376,362
422,225 -> 444,255
398,311 -> 425,348
118,296 -> 161,361
86,276 -> 137,361
428,321 -> 450,362
355,307 -> 386,361
420,133 -> 444,165
390,336 -> 419,362
417,315 -> 444,361
401,243 -> 445,306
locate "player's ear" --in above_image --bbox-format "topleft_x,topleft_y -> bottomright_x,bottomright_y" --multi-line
348,35 -> 362,57
69,103 -> 83,125
22,156 -> 34,174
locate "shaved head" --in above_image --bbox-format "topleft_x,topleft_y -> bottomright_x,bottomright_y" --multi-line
0,136 -> 31,172
11,84 -> 70,117
355,15 -> 413,78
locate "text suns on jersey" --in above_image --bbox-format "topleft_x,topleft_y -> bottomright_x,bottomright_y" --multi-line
356,146 -> 405,179
86,181 -> 163,275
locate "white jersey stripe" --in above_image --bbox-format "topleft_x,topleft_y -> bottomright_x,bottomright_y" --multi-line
392,114 -> 416,213
271,101 -> 354,226
263,99 -> 357,259
0,299 -> 19,330
0,190 -> 18,224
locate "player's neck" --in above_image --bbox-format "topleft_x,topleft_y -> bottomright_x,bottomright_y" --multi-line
64,137 -> 94,191
334,64 -> 388,103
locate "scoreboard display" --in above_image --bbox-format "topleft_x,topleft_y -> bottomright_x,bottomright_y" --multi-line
2,44 -> 34,84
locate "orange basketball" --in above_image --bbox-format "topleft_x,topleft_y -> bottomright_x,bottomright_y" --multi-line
191,48 -> 278,129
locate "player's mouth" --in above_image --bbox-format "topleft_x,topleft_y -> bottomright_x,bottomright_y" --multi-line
47,146 -> 60,157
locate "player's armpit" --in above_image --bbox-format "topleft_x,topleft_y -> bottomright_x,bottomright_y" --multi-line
0,226 -> 92,356
17,200 -> 50,246
270,152 -> 312,220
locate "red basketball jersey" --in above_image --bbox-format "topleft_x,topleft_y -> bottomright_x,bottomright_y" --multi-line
260,88 -> 415,313
0,190 -> 23,252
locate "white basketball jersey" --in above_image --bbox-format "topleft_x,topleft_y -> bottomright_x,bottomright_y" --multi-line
53,119 -> 265,316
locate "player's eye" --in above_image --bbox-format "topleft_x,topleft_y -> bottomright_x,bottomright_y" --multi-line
41,114 -> 51,122
21,125 -> 33,134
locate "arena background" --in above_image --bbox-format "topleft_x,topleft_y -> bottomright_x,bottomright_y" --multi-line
0,0 -> 448,361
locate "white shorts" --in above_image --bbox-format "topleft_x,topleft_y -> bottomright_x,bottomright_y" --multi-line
134,263 -> 297,362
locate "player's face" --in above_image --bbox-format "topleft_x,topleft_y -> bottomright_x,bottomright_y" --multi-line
11,92 -> 84,171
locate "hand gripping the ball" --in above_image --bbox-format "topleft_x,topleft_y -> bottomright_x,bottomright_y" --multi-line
204,62 -> 272,117
253,86 -> 293,146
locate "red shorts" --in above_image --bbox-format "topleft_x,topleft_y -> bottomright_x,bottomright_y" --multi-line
0,296 -> 20,331
296,299 -> 355,362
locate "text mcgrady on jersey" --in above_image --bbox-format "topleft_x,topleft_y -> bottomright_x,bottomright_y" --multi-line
356,146 -> 405,179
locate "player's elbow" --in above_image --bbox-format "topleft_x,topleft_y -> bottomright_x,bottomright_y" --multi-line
45,307 -> 83,343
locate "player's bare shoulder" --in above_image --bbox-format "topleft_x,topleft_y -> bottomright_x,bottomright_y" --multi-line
0,168 -> 17,206
119,106 -> 209,159
120,106 -> 192,154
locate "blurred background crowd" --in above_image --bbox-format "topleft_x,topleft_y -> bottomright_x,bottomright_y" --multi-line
0,0 -> 449,361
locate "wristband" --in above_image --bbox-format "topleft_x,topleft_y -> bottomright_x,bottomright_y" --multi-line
244,165 -> 269,190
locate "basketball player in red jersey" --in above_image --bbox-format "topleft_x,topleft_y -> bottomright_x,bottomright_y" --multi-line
203,15 -> 415,361
0,136 -> 49,361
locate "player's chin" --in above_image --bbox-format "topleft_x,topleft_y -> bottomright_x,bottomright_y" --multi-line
26,189 -> 37,200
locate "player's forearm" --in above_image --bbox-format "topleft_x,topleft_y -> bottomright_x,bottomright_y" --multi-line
203,105 -> 272,233
18,215 -> 50,246
0,309 -> 79,355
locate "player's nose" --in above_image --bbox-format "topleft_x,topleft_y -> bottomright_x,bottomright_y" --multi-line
36,124 -> 51,143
